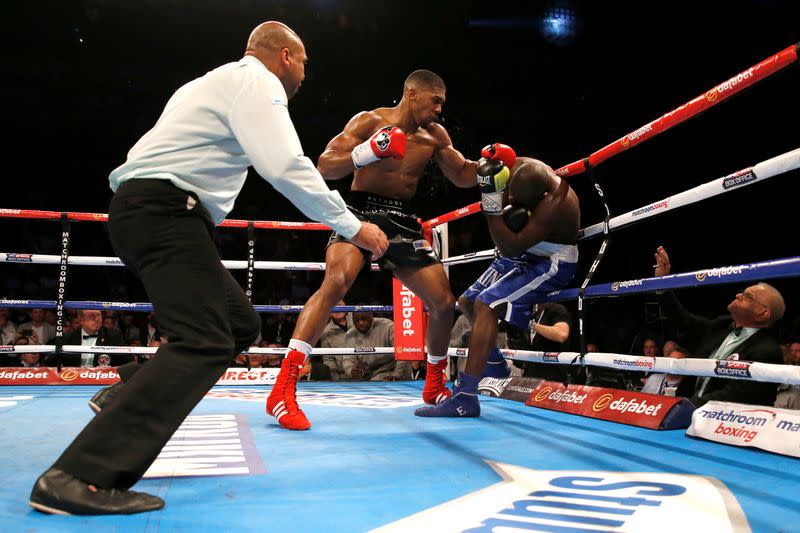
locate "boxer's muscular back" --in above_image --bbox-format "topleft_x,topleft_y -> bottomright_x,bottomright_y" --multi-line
541,179 -> 580,244
510,157 -> 581,246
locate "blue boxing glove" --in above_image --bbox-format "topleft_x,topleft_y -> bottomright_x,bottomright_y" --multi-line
477,159 -> 511,215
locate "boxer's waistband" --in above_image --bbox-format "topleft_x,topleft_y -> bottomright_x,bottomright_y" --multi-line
525,241 -> 579,263
347,191 -> 409,214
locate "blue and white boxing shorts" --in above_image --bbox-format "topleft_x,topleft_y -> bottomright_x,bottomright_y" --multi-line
462,241 -> 578,330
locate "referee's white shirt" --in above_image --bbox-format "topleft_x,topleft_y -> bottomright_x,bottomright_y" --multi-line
109,55 -> 361,239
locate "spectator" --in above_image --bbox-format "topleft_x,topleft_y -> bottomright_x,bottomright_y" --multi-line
64,314 -> 81,333
641,345 -> 690,395
642,337 -> 661,357
583,340 -> 599,385
320,301 -> 351,380
449,310 -> 473,379
636,337 -> 664,389
2,335 -> 27,366
262,301 -> 297,345
62,318 -> 78,336
410,360 -> 427,381
14,335 -> 31,347
139,312 -> 162,347
791,341 -> 800,365
662,339 -> 679,357
0,308 -> 17,345
655,246 -> 785,407
18,352 -> 44,368
45,310 -> 58,327
8,335 -> 44,367
342,311 -> 410,381
775,341 -> 800,409
780,342 -> 791,363
44,309 -> 130,367
259,340 -> 284,369
18,308 -> 56,345
306,354 -> 331,381
235,345 -> 266,368
509,302 -> 573,382
102,316 -> 118,332
117,313 -> 141,345
449,312 -> 471,348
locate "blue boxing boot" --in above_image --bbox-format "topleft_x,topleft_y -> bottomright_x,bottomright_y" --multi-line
482,346 -> 510,378
415,372 -> 480,418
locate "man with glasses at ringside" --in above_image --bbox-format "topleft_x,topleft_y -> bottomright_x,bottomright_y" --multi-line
652,246 -> 785,407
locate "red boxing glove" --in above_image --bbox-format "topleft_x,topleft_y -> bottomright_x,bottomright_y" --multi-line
481,143 -> 517,169
351,126 -> 407,168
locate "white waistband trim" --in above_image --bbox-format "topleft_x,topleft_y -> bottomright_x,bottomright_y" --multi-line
526,241 -> 579,262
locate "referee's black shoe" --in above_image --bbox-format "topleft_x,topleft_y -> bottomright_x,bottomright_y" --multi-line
88,381 -> 124,414
29,468 -> 164,515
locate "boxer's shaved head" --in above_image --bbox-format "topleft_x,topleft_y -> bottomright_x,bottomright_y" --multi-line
404,70 -> 446,93
509,160 -> 550,210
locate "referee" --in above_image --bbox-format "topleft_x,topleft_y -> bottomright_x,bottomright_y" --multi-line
30,21 -> 387,515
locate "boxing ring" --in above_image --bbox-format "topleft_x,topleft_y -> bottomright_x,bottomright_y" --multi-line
1,43 -> 800,532
1,381 -> 799,532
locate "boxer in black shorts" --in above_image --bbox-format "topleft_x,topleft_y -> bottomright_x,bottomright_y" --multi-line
329,191 -> 439,271
267,69 -> 487,429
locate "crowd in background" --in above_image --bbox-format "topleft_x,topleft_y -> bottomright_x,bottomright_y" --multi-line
2,294 -> 798,410
2,215 -> 799,408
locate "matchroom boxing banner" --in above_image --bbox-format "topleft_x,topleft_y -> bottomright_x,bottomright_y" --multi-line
687,401 -> 800,458
525,381 -> 695,430
392,278 -> 426,361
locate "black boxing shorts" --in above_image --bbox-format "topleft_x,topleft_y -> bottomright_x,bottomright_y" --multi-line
328,191 -> 441,271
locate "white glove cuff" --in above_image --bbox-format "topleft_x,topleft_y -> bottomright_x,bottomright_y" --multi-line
351,140 -> 380,168
481,192 -> 504,215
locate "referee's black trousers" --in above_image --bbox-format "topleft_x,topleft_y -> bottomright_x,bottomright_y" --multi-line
54,179 -> 261,489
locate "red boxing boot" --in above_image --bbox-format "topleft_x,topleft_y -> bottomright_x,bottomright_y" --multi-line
266,350 -> 311,430
422,359 -> 452,405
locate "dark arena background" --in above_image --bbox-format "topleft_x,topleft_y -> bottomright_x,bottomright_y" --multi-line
4,0 -> 799,347
1,2 -> 800,530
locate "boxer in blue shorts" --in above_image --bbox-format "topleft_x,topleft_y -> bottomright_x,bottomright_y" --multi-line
416,150 -> 581,417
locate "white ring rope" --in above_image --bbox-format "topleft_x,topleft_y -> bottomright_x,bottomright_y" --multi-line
2,148 -> 797,395
1,345 -> 395,356
445,146 -> 800,265
579,146 -> 800,239
4,147 -> 796,272
5,344 -> 797,386
444,348 -> 800,386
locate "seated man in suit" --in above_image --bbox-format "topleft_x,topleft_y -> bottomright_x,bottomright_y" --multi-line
44,309 -> 130,367
775,340 -> 800,410
654,246 -> 785,407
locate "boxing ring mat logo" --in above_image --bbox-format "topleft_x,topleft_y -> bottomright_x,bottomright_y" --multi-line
142,414 -> 265,479
370,462 -> 750,532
